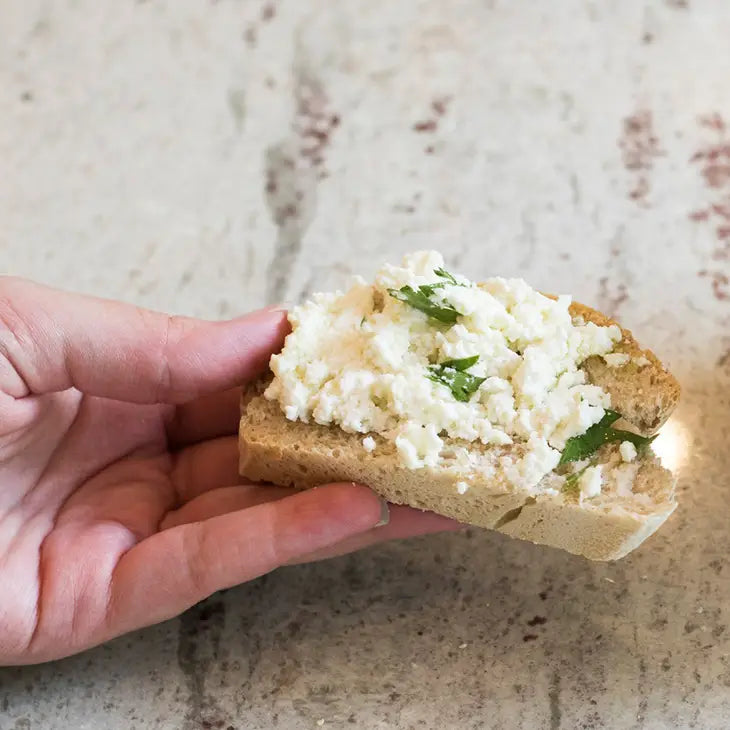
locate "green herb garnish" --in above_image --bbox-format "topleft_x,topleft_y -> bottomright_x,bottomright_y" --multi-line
562,464 -> 590,497
439,355 -> 480,371
434,267 -> 462,286
559,410 -> 657,465
388,283 -> 460,324
427,355 -> 486,402
387,268 -> 467,323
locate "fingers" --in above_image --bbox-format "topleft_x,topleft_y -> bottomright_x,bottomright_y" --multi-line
108,483 -> 386,632
166,387 -> 243,448
285,504 -> 463,564
0,277 -> 288,402
170,436 -> 243,503
160,484 -> 299,530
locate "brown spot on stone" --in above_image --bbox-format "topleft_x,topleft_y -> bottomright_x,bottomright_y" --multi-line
432,96 -> 450,116
413,119 -> 437,133
523,633 -> 538,642
243,25 -> 256,47
598,276 -> 629,316
618,109 -> 663,206
527,615 -> 548,627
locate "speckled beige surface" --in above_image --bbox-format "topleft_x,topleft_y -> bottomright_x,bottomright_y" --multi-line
1,1 -> 729,729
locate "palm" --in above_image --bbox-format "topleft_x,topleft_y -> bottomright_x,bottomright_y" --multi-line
2,386 -> 249,661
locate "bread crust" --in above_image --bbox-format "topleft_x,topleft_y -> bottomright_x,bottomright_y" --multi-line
568,301 -> 680,433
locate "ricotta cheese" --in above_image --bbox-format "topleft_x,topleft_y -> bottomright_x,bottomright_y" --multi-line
579,465 -> 603,501
619,440 -> 638,462
603,352 -> 630,367
266,251 -> 622,489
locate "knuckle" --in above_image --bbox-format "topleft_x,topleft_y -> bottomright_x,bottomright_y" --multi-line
153,313 -> 192,403
0,280 -> 35,394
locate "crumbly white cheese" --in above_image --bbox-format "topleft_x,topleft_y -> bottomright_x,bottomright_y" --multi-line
634,355 -> 651,368
362,436 -> 376,452
603,352 -> 630,367
456,481 -> 470,495
266,250 -> 622,490
612,462 -> 639,498
619,440 -> 637,462
579,465 -> 603,501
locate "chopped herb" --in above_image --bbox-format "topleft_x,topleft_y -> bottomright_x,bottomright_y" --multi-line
427,355 -> 486,402
562,464 -> 590,497
439,355 -> 480,371
434,267 -> 462,286
558,410 -> 657,465
388,284 -> 460,324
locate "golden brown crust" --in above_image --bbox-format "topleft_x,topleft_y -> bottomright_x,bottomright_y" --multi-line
568,301 -> 681,433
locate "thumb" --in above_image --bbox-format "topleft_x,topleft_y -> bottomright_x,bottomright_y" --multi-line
0,277 -> 288,403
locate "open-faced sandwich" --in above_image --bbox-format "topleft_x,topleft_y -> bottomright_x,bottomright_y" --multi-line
239,251 -> 680,561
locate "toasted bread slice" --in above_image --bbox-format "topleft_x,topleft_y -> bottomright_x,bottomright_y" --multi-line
239,302 -> 680,561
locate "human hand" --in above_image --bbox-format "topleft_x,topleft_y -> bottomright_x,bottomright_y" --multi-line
0,278 -> 459,665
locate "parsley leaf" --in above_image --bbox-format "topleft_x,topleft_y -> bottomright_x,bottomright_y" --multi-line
387,267 -> 467,323
427,356 -> 486,402
558,410 -> 657,465
434,267 -> 461,286
388,284 -> 460,324
439,355 -> 480,371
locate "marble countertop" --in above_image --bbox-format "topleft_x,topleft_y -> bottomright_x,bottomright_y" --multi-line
1,1 -> 729,728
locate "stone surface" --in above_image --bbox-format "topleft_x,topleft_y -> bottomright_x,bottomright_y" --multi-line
1,1 -> 729,728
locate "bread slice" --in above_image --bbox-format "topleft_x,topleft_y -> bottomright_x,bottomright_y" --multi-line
239,302 -> 680,561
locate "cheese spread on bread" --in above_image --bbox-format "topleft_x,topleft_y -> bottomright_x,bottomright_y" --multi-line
266,251 -> 623,490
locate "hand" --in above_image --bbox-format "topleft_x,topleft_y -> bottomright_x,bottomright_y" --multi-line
0,278 -> 459,665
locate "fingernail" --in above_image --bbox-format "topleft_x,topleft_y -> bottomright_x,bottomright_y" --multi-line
375,497 -> 390,527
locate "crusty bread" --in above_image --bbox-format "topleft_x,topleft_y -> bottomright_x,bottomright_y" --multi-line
567,301 -> 680,434
239,302 -> 680,561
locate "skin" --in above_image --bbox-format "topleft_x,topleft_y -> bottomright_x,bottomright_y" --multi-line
0,278 -> 459,666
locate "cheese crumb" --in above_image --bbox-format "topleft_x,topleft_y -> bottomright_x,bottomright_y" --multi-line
603,352 -> 630,367
613,463 -> 639,498
619,441 -> 637,462
456,481 -> 470,495
579,465 -> 603,501
362,436 -> 376,452
634,356 -> 651,368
